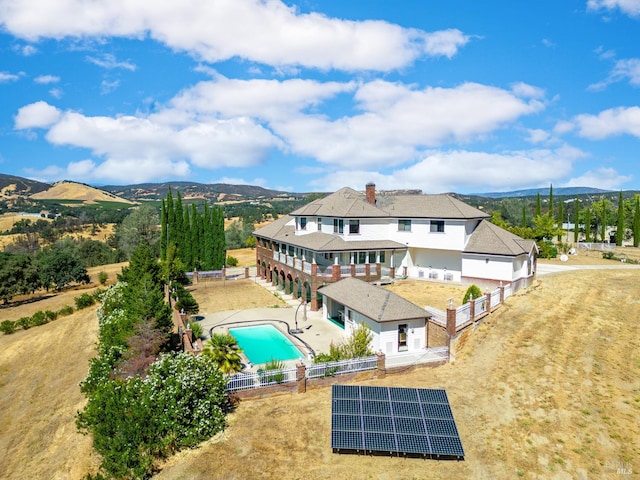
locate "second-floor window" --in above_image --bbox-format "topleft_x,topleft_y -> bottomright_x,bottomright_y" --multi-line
333,219 -> 344,234
349,220 -> 360,234
430,220 -> 445,233
300,217 -> 307,230
398,219 -> 411,231
317,217 -> 322,231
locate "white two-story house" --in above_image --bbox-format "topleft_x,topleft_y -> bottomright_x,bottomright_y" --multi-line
254,183 -> 537,311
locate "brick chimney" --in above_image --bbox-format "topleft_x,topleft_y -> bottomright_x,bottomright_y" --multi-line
365,182 -> 376,205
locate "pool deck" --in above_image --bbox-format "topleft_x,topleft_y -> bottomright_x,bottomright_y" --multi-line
195,277 -> 347,369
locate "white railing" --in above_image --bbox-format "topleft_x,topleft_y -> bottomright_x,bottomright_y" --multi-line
303,262 -> 312,274
294,258 -> 303,270
340,265 -> 351,275
306,356 -> 378,379
455,303 -> 471,328
321,266 -> 334,277
490,290 -> 500,309
286,257 -> 294,267
226,366 -> 298,393
504,284 -> 511,299
424,306 -> 446,326
577,242 -> 615,251
355,264 -> 366,275
381,266 -> 391,277
370,264 -> 378,275
474,296 -> 487,316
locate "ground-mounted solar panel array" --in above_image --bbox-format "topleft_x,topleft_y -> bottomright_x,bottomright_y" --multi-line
331,385 -> 464,460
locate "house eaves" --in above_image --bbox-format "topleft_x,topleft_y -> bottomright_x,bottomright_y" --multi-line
320,277 -> 428,323
464,220 -> 536,256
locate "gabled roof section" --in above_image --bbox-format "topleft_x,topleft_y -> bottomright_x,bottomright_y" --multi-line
464,220 -> 537,256
320,277 -> 428,323
376,194 -> 489,219
253,215 -> 406,252
290,187 -> 388,218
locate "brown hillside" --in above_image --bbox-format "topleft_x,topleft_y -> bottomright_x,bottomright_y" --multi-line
30,181 -> 134,205
0,265 -> 638,479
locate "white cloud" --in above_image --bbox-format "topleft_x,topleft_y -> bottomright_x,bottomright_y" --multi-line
34,74 -> 60,84
563,167 -> 632,189
587,0 -> 640,17
0,71 -> 20,82
572,106 -> 640,139
0,0 -> 470,71
589,57 -> 640,90
526,129 -> 551,144
308,147 -> 585,193
86,53 -> 136,70
511,82 -> 545,99
12,44 -> 38,56
275,81 -> 545,168
100,79 -> 120,94
14,101 -> 62,129
49,88 -> 63,98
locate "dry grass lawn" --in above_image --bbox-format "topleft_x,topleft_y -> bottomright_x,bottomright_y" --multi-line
0,260 -> 638,479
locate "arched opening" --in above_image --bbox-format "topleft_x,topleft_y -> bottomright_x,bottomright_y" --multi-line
303,281 -> 312,303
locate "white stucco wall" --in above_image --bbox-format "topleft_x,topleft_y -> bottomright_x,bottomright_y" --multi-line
462,255 -> 514,281
343,310 -> 426,355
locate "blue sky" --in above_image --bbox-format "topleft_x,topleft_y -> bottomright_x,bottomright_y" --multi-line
1,0 -> 639,194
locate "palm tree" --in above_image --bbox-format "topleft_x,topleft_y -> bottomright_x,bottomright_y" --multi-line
202,333 -> 243,374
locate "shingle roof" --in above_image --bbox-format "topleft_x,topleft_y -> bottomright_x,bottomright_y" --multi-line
290,187 -> 489,220
291,187 -> 387,218
319,277 -> 428,323
253,215 -> 406,252
377,194 -> 489,219
464,220 -> 537,256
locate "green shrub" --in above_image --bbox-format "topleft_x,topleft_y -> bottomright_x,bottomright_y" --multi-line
75,293 -> 96,310
537,240 -> 558,259
188,321 -> 203,340
45,310 -> 58,322
0,320 -> 17,335
463,284 -> 483,304
16,316 -> 32,330
259,359 -> 286,384
92,288 -> 105,301
98,271 -> 108,286
30,311 -> 48,326
57,305 -> 74,317
602,251 -> 615,260
226,255 -> 239,267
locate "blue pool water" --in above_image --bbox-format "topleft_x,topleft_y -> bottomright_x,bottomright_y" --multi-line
229,324 -> 305,365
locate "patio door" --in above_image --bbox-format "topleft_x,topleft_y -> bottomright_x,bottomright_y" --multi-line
398,324 -> 408,352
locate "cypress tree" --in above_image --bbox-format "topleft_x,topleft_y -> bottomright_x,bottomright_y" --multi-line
190,204 -> 199,270
203,203 -> 214,270
633,195 -> 640,248
535,193 -> 542,217
557,200 -> 564,242
616,191 -> 624,246
573,200 -> 580,243
584,208 -> 592,242
174,191 -> 185,264
166,188 -> 175,247
521,204 -> 527,227
183,207 -> 192,270
160,199 -> 168,261
548,184 -> 553,218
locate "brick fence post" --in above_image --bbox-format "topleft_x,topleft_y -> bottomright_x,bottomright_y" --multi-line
468,296 -> 475,322
446,306 -> 456,359
244,267 -> 249,279
485,290 -> 492,312
376,352 -> 386,378
499,282 -> 505,304
296,363 -> 307,394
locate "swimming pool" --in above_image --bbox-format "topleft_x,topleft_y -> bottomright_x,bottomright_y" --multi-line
229,324 -> 305,365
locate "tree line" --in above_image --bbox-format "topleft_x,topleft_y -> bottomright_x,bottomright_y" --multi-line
490,186 -> 640,251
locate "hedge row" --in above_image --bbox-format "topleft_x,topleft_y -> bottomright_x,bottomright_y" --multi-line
0,289 -> 104,335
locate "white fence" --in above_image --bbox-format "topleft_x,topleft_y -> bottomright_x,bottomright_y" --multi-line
225,356 -> 379,393
577,242 -> 615,251
306,356 -> 378,379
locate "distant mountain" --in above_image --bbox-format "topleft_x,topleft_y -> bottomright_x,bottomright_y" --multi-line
0,174 -> 50,197
101,181 -> 291,202
471,186 -> 612,198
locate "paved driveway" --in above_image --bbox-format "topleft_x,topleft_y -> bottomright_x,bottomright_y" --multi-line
536,262 -> 640,276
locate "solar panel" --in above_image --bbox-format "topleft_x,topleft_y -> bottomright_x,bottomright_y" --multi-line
331,385 -> 464,460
